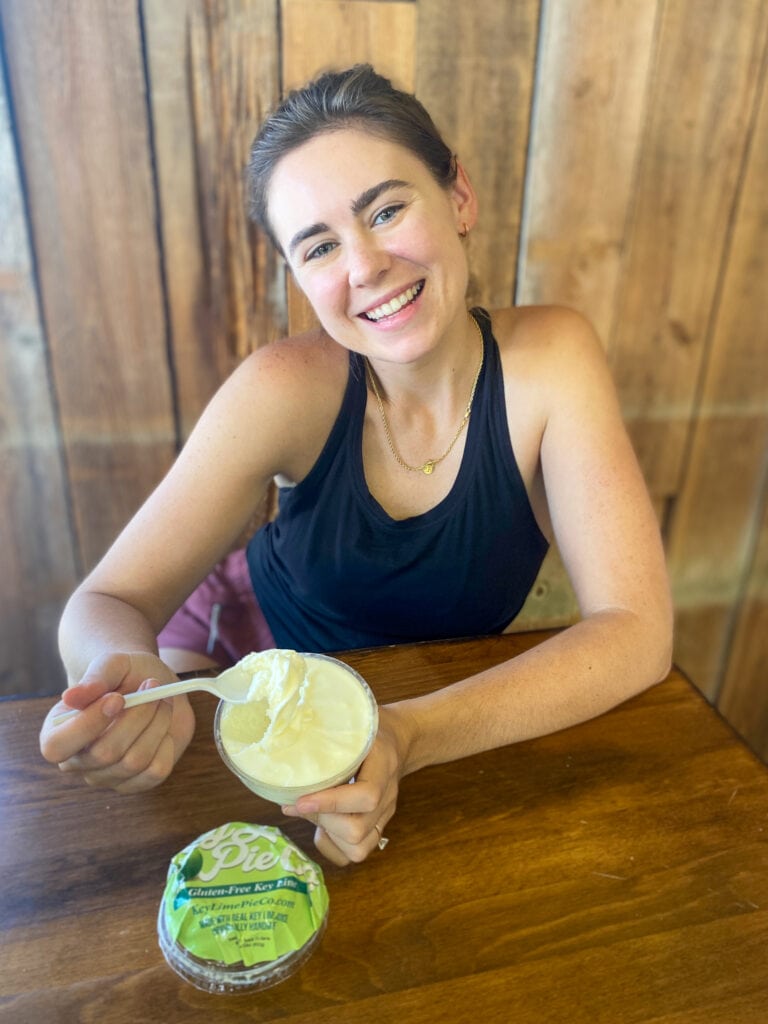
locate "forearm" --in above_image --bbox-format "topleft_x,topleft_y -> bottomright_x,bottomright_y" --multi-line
389,609 -> 672,776
58,589 -> 163,685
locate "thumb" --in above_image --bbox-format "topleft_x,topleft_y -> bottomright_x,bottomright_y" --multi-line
60,652 -> 133,710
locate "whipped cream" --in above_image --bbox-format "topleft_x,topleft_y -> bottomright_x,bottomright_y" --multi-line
218,651 -> 376,789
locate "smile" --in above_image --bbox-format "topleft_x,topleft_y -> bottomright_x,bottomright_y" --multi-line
362,281 -> 424,322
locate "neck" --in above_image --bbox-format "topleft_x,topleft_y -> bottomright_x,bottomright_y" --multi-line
365,311 -> 482,404
364,312 -> 484,476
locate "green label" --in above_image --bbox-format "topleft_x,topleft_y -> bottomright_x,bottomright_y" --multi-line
161,823 -> 328,968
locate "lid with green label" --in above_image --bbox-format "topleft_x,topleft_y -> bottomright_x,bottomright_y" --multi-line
157,822 -> 329,993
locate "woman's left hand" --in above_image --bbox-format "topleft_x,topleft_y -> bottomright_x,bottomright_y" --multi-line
281,706 -> 404,865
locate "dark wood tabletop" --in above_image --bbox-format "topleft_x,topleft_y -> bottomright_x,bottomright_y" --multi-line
2,630 -> 767,1024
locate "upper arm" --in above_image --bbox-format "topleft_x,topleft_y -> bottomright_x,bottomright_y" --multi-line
522,308 -> 671,630
79,336 -> 345,629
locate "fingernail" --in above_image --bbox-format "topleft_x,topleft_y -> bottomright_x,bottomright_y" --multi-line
101,694 -> 124,718
296,798 -> 320,814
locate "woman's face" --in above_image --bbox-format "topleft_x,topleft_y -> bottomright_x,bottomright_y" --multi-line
266,128 -> 476,365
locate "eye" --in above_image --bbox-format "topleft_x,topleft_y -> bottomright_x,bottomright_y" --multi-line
373,203 -> 404,227
305,239 -> 337,262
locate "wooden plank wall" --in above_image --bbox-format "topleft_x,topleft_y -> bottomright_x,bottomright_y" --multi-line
0,1 -> 766,761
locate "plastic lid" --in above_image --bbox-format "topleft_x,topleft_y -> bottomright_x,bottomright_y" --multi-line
158,823 -> 328,993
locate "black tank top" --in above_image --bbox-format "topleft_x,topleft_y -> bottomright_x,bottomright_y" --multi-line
247,308 -> 548,652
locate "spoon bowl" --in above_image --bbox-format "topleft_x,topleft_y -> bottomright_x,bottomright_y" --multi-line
53,662 -> 256,726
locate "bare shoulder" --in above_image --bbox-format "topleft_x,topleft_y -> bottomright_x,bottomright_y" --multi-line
488,304 -> 617,412
221,328 -> 348,423
235,327 -> 348,396
192,327 -> 350,482
489,304 -> 605,369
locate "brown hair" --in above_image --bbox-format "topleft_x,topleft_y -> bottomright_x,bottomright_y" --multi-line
247,64 -> 457,249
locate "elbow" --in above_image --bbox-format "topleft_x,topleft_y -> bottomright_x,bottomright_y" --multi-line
653,637 -> 673,685
642,604 -> 674,687
601,602 -> 673,690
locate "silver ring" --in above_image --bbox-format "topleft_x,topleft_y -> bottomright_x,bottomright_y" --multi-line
374,822 -> 389,851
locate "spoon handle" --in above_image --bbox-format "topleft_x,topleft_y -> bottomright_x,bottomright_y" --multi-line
52,676 -> 216,725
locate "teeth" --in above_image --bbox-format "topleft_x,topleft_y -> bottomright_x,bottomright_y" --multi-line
365,281 -> 423,322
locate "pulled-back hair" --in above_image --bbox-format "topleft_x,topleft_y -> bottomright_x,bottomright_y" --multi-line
247,64 -> 457,249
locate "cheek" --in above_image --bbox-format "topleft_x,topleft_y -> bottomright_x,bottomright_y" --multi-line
414,225 -> 467,288
295,269 -> 345,321
408,214 -> 462,266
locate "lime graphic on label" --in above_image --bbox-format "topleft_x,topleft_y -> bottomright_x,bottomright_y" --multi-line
178,848 -> 203,881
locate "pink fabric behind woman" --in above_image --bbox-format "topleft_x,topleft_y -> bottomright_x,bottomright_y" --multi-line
157,549 -> 275,666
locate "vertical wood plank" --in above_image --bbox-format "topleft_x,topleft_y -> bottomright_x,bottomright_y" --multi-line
280,0 -> 417,335
415,0 -> 540,310
717,492 -> 768,761
281,0 -> 416,92
668,60 -> 768,699
607,0 -> 768,500
143,0 -> 283,439
1,0 -> 177,570
517,0 -> 659,343
0,62 -> 77,696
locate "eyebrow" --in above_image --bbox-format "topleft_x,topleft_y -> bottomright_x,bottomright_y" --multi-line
287,178 -> 411,256
351,178 -> 410,215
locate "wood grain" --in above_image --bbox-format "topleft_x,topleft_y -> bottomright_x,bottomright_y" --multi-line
144,0 -> 284,439
281,0 -> 416,92
607,0 -> 768,500
667,60 -> 768,699
718,495 -> 768,761
1,633 -> 767,1022
517,0 -> 659,344
0,68 -> 77,697
0,0 -> 176,570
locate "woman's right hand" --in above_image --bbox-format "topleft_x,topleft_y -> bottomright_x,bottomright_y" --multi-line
39,651 -> 195,794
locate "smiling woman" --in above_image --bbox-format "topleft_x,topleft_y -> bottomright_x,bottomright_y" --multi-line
41,64 -> 672,870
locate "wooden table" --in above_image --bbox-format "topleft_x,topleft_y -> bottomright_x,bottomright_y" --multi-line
2,631 -> 767,1023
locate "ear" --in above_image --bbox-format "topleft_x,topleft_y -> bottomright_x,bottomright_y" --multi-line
449,160 -> 478,234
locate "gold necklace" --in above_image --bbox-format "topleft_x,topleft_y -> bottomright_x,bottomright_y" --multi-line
365,315 -> 484,475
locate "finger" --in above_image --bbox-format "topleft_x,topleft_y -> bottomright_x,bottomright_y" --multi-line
291,779 -> 380,818
62,698 -> 172,776
113,733 -> 177,794
61,652 -> 135,709
60,679 -> 111,710
40,692 -> 125,765
312,819 -> 387,866
313,826 -> 352,867
84,727 -> 177,795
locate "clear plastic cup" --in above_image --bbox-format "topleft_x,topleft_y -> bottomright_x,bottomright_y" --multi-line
214,653 -> 378,805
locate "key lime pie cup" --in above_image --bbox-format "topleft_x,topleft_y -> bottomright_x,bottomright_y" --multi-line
214,652 -> 379,806
158,822 -> 329,993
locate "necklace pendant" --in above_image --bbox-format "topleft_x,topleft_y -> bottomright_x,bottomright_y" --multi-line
422,461 -> 435,475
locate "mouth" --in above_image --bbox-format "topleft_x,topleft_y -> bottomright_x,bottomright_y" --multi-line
360,280 -> 425,322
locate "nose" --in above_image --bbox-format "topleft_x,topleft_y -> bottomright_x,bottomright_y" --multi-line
347,234 -> 390,288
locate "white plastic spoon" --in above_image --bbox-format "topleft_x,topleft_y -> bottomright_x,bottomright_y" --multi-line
53,661 -> 256,725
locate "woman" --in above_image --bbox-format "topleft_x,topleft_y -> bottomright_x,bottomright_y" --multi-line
40,65 -> 672,866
